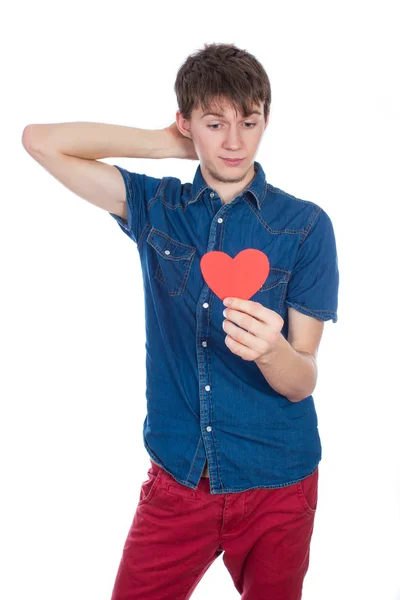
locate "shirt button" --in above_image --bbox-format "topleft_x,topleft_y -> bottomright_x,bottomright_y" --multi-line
205,385 -> 211,391
206,426 -> 212,432
202,341 -> 207,347
210,192 -> 215,198
164,250 -> 170,255
203,302 -> 209,309
217,217 -> 223,223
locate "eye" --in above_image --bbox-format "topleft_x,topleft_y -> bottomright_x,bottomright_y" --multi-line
207,122 -> 257,130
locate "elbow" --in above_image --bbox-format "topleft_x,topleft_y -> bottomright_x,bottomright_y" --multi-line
287,391 -> 314,403
22,124 -> 35,150
22,124 -> 46,153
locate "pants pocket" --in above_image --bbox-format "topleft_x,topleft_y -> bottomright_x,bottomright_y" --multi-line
138,465 -> 163,506
296,467 -> 319,515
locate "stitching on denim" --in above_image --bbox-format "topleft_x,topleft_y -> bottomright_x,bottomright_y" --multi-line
137,220 -> 152,249
147,177 -> 167,211
285,301 -> 337,320
148,228 -> 197,255
182,174 -> 321,215
154,248 -> 195,296
299,206 -> 322,246
193,212 -> 228,493
186,184 -> 207,206
185,436 -> 203,485
177,252 -> 195,295
154,254 -> 194,296
161,186 -> 193,212
259,181 -> 268,208
203,289 -> 225,492
154,262 -> 164,285
136,177 -> 166,247
259,268 -> 290,291
266,184 -> 317,206
196,288 -> 210,485
143,437 -> 320,491
161,251 -> 195,296
143,441 -> 198,490
278,279 -> 287,315
207,212 -> 229,493
147,227 -> 196,296
244,195 -> 307,235
211,463 -> 320,493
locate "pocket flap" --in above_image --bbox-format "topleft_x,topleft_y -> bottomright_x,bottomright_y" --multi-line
147,228 -> 196,261
259,267 -> 290,291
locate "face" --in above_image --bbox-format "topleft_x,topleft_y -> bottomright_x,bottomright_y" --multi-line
176,97 -> 269,196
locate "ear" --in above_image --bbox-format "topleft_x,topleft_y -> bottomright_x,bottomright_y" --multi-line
264,113 -> 269,130
176,110 -> 193,140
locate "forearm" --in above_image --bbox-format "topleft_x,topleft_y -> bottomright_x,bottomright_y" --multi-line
23,122 -> 171,160
255,334 -> 317,403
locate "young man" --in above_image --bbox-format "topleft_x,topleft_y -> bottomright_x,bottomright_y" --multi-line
23,43 -> 339,599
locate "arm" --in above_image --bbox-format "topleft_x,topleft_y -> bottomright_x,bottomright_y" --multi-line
254,334 -> 318,403
222,299 -> 324,403
22,122 -> 184,160
21,121 -> 197,218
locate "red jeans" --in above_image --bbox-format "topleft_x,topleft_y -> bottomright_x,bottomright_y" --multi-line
110,459 -> 319,600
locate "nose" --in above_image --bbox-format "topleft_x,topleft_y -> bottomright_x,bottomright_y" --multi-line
222,125 -> 243,150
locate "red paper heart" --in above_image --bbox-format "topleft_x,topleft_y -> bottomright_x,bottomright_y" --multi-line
200,249 -> 270,301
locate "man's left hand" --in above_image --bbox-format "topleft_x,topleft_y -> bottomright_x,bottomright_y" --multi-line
222,297 -> 284,363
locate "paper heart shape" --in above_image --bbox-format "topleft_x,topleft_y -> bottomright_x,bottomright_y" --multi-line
200,249 -> 270,301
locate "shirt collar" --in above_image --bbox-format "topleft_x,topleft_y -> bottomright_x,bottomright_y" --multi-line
186,160 -> 267,211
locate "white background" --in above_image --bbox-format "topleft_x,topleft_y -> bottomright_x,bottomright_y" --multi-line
2,1 -> 400,598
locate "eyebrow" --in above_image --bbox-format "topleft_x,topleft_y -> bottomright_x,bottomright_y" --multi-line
200,110 -> 263,119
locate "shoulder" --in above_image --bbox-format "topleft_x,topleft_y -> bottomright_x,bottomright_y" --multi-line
264,182 -> 327,232
266,182 -> 322,212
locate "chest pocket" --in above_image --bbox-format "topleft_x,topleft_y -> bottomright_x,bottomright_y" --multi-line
146,228 -> 196,296
251,267 -> 290,315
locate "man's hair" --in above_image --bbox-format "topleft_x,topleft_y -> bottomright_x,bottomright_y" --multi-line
174,42 -> 271,123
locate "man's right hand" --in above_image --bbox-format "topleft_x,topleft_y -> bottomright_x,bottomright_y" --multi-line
162,122 -> 199,161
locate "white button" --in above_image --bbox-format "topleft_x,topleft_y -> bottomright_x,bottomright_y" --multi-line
206,426 -> 212,432
217,217 -> 223,223
203,302 -> 209,308
205,385 -> 211,391
210,192 -> 215,198
202,341 -> 207,347
164,250 -> 170,255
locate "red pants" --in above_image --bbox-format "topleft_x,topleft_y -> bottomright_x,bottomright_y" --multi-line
110,459 -> 318,600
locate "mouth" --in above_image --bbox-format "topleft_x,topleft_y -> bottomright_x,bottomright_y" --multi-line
221,157 -> 245,166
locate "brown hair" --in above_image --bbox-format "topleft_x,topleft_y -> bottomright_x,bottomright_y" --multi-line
174,42 -> 271,123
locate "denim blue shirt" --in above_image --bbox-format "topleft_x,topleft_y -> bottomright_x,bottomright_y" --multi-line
109,161 -> 339,493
